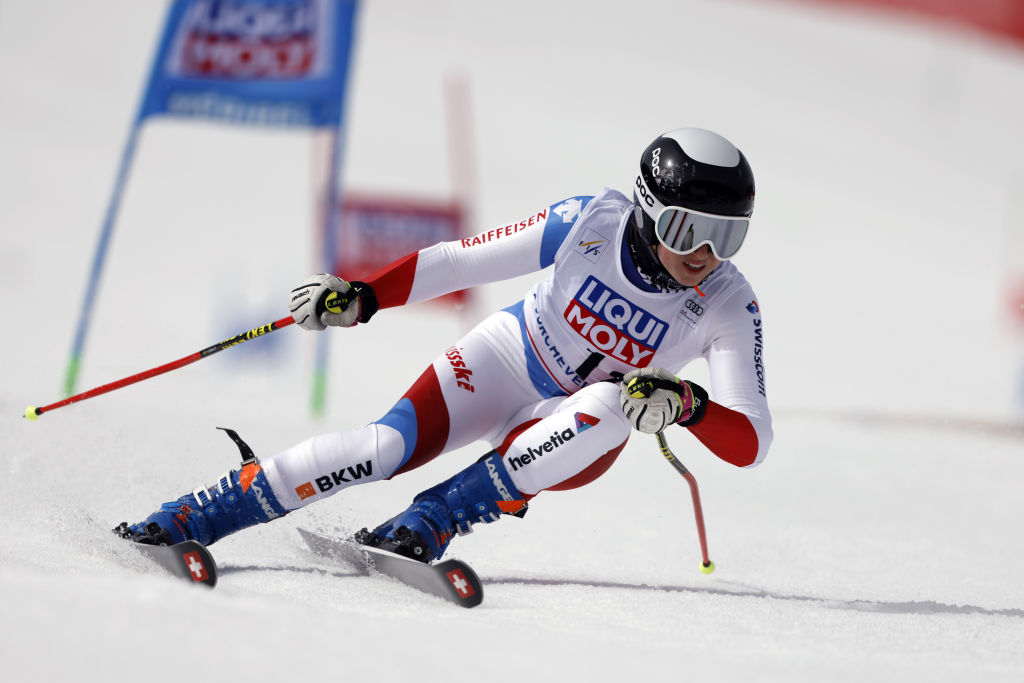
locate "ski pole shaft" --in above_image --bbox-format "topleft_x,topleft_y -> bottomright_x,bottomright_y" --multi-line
655,431 -> 715,573
25,316 -> 295,420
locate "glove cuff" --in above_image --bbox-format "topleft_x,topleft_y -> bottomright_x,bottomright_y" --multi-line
349,281 -> 379,323
677,380 -> 708,427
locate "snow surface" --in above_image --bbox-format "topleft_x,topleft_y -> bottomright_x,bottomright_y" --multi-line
2,1 -> 1024,681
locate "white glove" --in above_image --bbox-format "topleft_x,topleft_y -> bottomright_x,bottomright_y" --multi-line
289,274 -> 361,330
619,367 -> 705,434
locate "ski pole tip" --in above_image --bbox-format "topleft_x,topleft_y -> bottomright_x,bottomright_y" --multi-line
24,405 -> 40,421
700,560 -> 715,575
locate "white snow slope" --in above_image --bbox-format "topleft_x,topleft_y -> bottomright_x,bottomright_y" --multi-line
2,1 -> 1023,681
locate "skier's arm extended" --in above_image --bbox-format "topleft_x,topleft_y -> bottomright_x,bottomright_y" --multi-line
365,197 -> 593,308
289,197 -> 593,330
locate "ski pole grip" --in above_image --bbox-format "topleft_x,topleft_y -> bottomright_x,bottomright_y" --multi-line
625,375 -> 684,399
319,288 -> 358,317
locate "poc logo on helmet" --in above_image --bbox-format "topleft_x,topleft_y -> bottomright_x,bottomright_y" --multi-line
651,147 -> 662,177
635,175 -> 655,207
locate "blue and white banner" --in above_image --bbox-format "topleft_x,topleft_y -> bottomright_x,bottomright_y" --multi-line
138,0 -> 358,127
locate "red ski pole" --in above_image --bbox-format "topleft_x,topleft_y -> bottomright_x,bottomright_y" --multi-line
24,316 -> 295,421
656,431 -> 715,574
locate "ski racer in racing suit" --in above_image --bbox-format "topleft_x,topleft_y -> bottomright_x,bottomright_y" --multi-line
119,128 -> 773,563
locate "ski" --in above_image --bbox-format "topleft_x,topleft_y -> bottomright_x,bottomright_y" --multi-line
297,528 -> 483,608
127,539 -> 218,587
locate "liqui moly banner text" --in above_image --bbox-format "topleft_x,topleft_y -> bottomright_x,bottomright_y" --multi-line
564,276 -> 667,367
138,0 -> 358,127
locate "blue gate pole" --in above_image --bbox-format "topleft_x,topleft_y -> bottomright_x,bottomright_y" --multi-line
62,121 -> 143,397
311,125 -> 346,416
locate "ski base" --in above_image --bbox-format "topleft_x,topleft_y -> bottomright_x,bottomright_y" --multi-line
128,539 -> 218,587
298,528 -> 482,608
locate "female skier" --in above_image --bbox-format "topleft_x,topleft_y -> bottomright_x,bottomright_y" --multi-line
119,127 -> 773,562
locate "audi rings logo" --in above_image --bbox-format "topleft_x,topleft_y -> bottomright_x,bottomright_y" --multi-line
685,300 -> 704,316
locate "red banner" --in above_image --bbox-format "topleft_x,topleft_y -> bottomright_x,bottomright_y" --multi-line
334,195 -> 470,306
802,0 -> 1024,45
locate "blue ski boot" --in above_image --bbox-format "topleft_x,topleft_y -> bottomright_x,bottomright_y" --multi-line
355,451 -> 527,562
114,429 -> 288,546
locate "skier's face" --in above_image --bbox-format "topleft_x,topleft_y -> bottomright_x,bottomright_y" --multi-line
657,243 -> 720,287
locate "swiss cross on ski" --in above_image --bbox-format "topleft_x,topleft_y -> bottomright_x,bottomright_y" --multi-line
184,551 -> 208,581
447,568 -> 475,599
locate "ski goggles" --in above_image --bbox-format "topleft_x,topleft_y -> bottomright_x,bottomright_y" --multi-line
654,206 -> 749,260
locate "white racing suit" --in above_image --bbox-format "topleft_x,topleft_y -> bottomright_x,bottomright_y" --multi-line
262,188 -> 773,510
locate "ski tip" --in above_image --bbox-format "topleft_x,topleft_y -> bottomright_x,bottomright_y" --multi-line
435,559 -> 484,608
125,537 -> 218,588
179,542 -> 218,587
299,528 -> 484,607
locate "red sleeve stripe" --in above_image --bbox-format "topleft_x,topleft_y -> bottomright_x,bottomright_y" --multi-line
364,252 -> 419,309
687,401 -> 759,468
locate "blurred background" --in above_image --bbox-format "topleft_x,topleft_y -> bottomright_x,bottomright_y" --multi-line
3,0 -> 1023,430
2,1 -> 1023,680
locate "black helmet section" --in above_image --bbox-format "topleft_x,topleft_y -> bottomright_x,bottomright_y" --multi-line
633,128 -> 755,248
